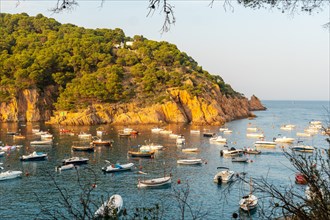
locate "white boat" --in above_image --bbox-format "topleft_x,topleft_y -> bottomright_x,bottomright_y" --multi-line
169,133 -> 180,138
137,176 -> 172,188
239,194 -> 258,211
78,132 -> 92,139
0,170 -> 23,181
291,144 -> 315,153
223,130 -> 233,134
159,130 -> 172,134
220,148 -> 243,157
176,135 -> 185,145
151,127 -> 163,133
304,128 -> 319,134
177,158 -> 203,165
0,151 -> 5,157
219,127 -> 229,132
139,143 -> 164,151
62,157 -> 89,165
55,164 -> 75,172
30,140 -> 53,145
190,130 -> 200,134
20,151 -> 48,161
310,120 -> 322,126
213,167 -> 235,184
40,133 -> 53,140
296,132 -> 312,137
274,136 -> 295,143
246,127 -> 258,132
255,140 -> 276,147
102,162 -> 134,173
209,135 -> 227,143
182,148 -> 199,153
280,124 -> 296,131
94,194 -> 123,218
246,133 -> 264,138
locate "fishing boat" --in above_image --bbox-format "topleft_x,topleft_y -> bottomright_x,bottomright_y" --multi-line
213,167 -> 235,184
55,164 -> 75,172
220,148 -> 244,157
182,148 -> 199,153
254,140 -> 276,148
62,157 -> 89,165
295,173 -> 308,185
239,178 -> 258,211
102,161 -> 134,173
209,135 -> 227,143
30,140 -> 53,145
20,151 -> 48,161
94,194 -> 123,218
127,150 -> 155,158
0,170 -> 23,181
137,176 -> 172,188
177,158 -> 203,165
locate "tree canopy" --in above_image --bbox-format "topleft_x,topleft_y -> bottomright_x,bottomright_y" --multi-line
0,13 -> 240,110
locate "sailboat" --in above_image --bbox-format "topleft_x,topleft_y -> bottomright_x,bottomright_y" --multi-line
239,178 -> 258,212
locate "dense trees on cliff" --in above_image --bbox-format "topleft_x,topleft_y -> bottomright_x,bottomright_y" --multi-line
0,13 -> 240,110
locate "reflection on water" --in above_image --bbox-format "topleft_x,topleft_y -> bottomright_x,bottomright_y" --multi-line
0,101 -> 329,219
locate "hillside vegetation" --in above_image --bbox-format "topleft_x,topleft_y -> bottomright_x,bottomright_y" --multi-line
0,13 -> 241,112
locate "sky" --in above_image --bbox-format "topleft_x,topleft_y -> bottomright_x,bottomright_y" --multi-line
1,1 -> 329,101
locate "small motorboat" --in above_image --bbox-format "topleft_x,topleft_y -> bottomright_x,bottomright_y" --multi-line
139,143 -> 164,151
151,127 -> 164,133
213,167 -> 235,184
209,135 -> 227,143
295,173 -> 308,185
91,139 -> 112,147
71,144 -> 95,152
254,141 -> 276,148
190,130 -> 200,134
127,150 -> 155,158
203,131 -> 216,137
243,148 -> 261,155
246,133 -> 264,138
20,151 -> 48,161
62,157 -> 89,165
56,164 -> 75,172
177,158 -> 203,165
102,161 -> 134,173
94,194 -> 123,218
291,145 -> 315,153
78,132 -> 92,139
13,134 -> 26,139
220,148 -> 244,157
182,148 -> 199,153
239,194 -> 258,211
280,124 -> 296,131
296,132 -> 312,137
0,170 -> 23,181
137,176 -> 172,188
40,133 -> 53,140
30,140 -> 53,145
246,127 -> 258,132
274,136 -> 295,143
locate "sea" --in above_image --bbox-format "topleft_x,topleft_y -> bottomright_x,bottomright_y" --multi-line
0,100 -> 329,220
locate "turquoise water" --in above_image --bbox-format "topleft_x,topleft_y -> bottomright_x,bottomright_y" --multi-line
0,100 -> 329,219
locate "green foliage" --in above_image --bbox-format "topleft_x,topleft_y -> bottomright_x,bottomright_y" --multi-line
0,13 -> 241,111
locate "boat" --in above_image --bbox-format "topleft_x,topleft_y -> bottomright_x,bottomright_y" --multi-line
273,136 -> 295,143
78,132 -> 92,139
20,151 -> 48,161
223,130 -> 233,134
203,131 -> 215,137
30,140 -> 53,145
254,141 -> 276,147
182,148 -> 199,153
220,148 -> 244,157
127,150 -> 155,158
232,157 -> 249,163
295,173 -> 308,185
0,151 -> 5,157
71,141 -> 95,151
209,135 -> 227,143
139,143 -> 164,151
213,167 -> 235,184
94,194 -> 123,218
296,132 -> 312,137
291,145 -> 315,153
219,127 -> 229,132
0,170 -> 23,181
246,133 -> 264,138
176,135 -> 186,145
91,138 -> 112,147
159,130 -> 172,134
151,127 -> 164,133
62,157 -> 89,165
55,164 -> 75,172
243,148 -> 261,155
177,158 -> 203,165
13,134 -> 26,139
239,178 -> 258,211
118,132 -> 131,137
280,124 -> 296,131
102,161 -> 134,173
169,133 -> 180,138
190,130 -> 200,134
40,133 -> 53,140
137,176 -> 172,188
246,127 -> 258,132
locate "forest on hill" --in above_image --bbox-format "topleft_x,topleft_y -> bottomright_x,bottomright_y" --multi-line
0,13 -> 241,112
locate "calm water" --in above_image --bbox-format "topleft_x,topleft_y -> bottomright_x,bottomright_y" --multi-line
0,100 -> 329,219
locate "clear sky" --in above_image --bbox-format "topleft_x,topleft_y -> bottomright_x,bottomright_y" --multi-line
1,1 -> 329,101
